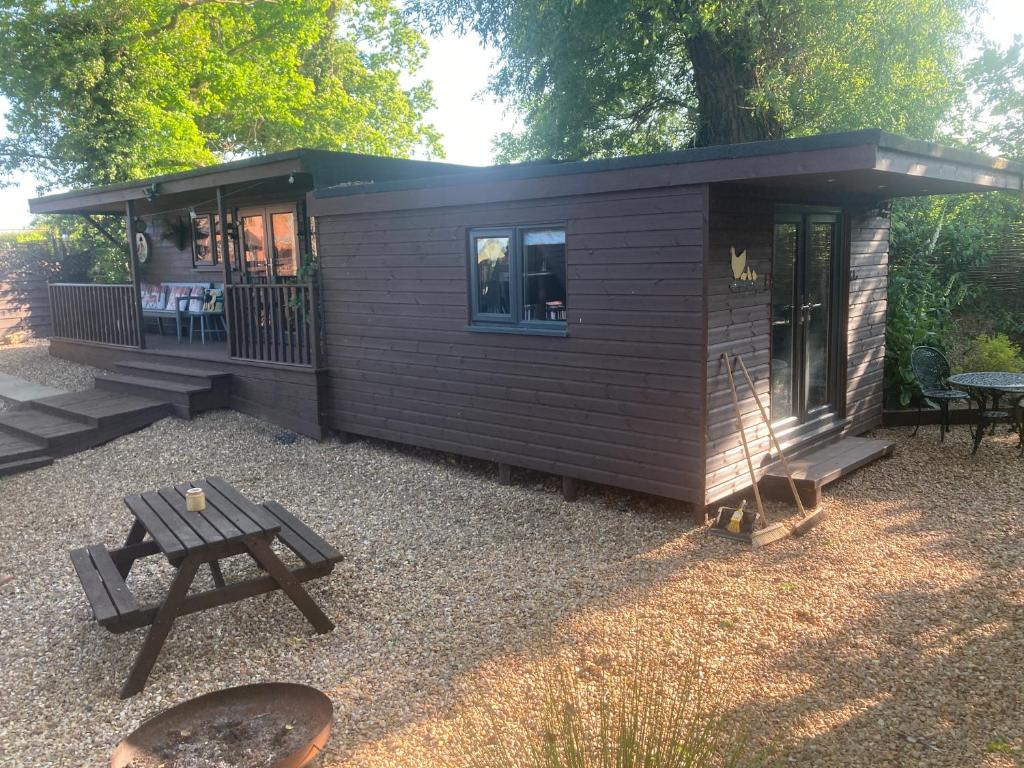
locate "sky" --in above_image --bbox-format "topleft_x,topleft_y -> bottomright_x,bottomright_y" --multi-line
1,0 -> 1022,231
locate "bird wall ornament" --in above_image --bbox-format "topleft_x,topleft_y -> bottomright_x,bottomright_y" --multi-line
729,246 -> 762,292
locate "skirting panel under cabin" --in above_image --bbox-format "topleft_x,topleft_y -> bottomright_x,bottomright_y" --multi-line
316,184 -> 709,504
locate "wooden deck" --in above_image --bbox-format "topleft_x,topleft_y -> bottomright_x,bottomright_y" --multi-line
761,436 -> 896,507
49,334 -> 328,439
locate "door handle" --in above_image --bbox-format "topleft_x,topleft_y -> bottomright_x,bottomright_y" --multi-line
798,302 -> 822,325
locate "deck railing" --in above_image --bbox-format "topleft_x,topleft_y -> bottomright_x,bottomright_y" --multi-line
48,283 -> 143,348
226,283 -> 320,367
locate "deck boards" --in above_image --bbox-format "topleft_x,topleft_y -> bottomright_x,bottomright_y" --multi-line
761,436 -> 895,506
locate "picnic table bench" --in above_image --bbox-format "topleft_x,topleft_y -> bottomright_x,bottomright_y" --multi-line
70,476 -> 341,698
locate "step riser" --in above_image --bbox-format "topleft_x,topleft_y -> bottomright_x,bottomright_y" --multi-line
95,378 -> 228,418
95,378 -> 194,408
0,456 -> 53,477
24,400 -> 99,427
115,363 -> 230,388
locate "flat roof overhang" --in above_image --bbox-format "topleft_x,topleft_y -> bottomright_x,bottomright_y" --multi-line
307,130 -> 1024,216
28,149 -> 475,217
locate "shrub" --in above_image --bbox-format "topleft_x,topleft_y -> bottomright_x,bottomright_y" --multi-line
462,640 -> 768,768
960,333 -> 1024,372
885,260 -> 966,407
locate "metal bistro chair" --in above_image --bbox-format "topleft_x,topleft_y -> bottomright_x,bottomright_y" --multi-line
910,346 -> 969,442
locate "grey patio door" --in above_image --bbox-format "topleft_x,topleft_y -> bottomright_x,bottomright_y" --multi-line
770,210 -> 841,425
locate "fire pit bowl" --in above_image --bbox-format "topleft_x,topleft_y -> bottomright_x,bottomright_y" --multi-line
111,683 -> 333,768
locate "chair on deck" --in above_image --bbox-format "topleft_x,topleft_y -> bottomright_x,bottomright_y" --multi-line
910,346 -> 969,441
186,286 -> 226,344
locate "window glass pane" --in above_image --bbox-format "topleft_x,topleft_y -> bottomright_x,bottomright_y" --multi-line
771,222 -> 797,421
241,214 -> 267,277
522,229 -> 566,322
213,213 -> 235,270
271,212 -> 298,278
193,215 -> 214,266
475,236 -> 511,316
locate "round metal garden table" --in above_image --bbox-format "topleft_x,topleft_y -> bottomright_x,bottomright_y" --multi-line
946,372 -> 1024,455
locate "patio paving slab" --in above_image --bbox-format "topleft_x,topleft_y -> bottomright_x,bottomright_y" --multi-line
0,371 -> 67,404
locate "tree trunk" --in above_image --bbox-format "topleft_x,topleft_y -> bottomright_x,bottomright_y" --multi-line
684,27 -> 781,146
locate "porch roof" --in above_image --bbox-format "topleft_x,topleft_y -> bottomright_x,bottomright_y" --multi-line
308,130 -> 1024,215
28,149 -> 474,217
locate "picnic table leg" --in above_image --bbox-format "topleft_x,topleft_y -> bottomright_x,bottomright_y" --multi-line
120,553 -> 202,699
209,560 -> 226,588
245,538 -> 334,634
116,520 -> 147,579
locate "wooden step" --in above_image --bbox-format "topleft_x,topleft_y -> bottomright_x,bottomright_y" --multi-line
761,437 -> 896,507
0,455 -> 53,477
26,389 -> 170,427
0,431 -> 49,463
0,409 -> 95,451
95,373 -> 226,419
115,360 -> 232,387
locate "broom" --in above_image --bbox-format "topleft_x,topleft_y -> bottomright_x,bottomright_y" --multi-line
732,354 -> 827,536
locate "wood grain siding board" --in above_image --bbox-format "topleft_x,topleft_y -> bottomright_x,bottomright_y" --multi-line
703,190 -> 775,506
844,207 -> 889,436
318,183 -> 708,505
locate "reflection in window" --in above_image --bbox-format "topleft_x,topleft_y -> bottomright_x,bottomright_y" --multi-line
242,214 -> 267,276
192,215 -> 214,267
271,212 -> 298,278
475,236 -> 511,316
468,226 -> 567,329
522,229 -> 566,322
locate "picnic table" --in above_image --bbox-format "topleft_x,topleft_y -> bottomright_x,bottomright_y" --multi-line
70,476 -> 341,698
947,372 -> 1024,455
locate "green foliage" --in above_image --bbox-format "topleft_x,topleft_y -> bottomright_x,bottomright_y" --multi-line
463,642 -> 766,768
960,333 -> 1024,373
884,262 -> 965,407
411,0 -> 977,158
0,0 -> 442,190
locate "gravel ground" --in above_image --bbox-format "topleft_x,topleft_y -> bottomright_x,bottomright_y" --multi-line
0,353 -> 1020,766
0,339 -> 101,393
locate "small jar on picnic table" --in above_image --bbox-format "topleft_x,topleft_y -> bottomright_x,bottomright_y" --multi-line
185,487 -> 206,513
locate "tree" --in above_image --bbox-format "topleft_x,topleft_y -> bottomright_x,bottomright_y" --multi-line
0,0 -> 442,190
411,0 -> 977,160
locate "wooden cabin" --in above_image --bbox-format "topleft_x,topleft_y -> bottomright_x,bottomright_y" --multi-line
28,131 -> 1023,516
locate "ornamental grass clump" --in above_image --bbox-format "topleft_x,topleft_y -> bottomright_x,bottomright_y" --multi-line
465,639 -> 768,768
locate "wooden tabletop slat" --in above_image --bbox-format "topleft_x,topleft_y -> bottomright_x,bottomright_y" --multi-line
206,476 -> 281,532
141,491 -> 213,549
188,482 -> 266,538
123,495 -> 188,557
158,486 -> 244,544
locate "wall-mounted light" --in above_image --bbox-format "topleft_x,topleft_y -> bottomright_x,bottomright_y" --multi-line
143,182 -> 159,202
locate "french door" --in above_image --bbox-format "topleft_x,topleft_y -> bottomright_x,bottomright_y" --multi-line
238,204 -> 300,282
770,209 -> 842,427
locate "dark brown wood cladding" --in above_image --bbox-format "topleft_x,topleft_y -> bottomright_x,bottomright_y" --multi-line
703,190 -> 775,505
138,211 -> 222,284
844,207 -> 890,435
702,190 -> 890,506
316,185 -> 709,504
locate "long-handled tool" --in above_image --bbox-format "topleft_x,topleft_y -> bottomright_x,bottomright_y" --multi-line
731,354 -> 827,537
708,353 -> 789,549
